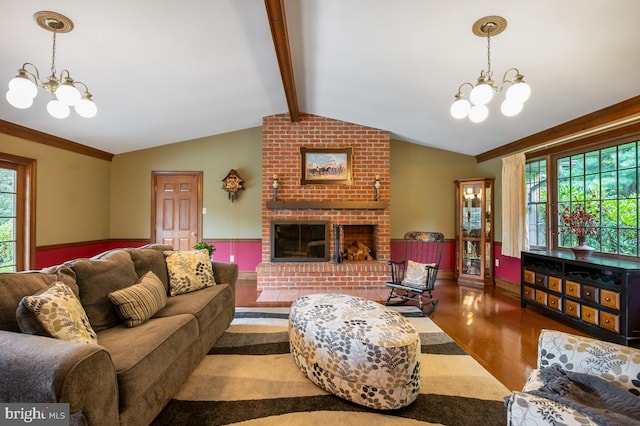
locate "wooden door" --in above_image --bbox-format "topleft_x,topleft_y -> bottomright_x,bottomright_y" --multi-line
152,172 -> 202,250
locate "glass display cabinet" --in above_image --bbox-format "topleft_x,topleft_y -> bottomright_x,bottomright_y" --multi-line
455,178 -> 494,287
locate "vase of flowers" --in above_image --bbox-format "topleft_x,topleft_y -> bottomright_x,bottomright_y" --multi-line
559,202 -> 598,259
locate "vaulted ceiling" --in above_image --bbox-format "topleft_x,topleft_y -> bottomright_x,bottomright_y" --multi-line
1,0 -> 640,156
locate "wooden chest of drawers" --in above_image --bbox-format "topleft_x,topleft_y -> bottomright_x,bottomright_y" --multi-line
521,250 -> 640,346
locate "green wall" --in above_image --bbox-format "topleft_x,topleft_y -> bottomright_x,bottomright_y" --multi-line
111,134 -> 479,240
390,141 -> 479,239
0,133 -> 111,245
1,127 -> 486,245
110,127 -> 263,239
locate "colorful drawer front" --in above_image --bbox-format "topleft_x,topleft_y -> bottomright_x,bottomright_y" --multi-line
601,289 -> 620,310
523,286 -> 535,301
523,270 -> 535,285
565,280 -> 581,298
547,294 -> 562,311
547,276 -> 562,293
582,285 -> 598,303
581,305 -> 599,325
565,300 -> 581,318
535,289 -> 548,305
535,273 -> 548,287
600,311 -> 620,333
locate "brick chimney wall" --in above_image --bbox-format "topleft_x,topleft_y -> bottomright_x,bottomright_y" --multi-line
257,113 -> 391,291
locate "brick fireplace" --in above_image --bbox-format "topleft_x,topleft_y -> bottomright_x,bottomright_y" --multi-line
257,113 -> 391,292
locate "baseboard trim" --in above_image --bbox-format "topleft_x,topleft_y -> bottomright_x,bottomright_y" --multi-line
495,278 -> 520,296
238,271 -> 257,280
438,270 -> 454,280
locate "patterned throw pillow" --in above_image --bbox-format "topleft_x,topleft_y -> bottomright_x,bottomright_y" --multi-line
402,260 -> 437,288
108,271 -> 167,327
164,249 -> 216,296
21,282 -> 98,344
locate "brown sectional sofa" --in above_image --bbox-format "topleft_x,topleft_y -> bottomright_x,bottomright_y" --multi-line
0,244 -> 237,426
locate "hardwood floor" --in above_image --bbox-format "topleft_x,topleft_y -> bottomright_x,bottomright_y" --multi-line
234,278 -> 588,391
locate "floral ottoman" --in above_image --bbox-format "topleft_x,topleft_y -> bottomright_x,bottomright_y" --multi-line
289,293 -> 421,409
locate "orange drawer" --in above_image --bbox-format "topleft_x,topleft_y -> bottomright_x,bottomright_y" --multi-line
601,289 -> 620,310
565,300 -> 581,318
581,305 -> 599,325
600,311 -> 620,333
523,270 -> 535,285
523,286 -> 535,301
548,294 -> 562,311
548,276 -> 562,293
535,289 -> 548,305
565,280 -> 581,298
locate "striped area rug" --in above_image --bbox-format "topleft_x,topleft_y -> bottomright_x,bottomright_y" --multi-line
152,307 -> 509,425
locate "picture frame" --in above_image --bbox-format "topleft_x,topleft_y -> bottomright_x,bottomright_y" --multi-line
300,147 -> 353,185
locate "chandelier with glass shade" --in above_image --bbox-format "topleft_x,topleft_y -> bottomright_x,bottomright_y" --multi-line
5,11 -> 97,119
450,16 -> 530,123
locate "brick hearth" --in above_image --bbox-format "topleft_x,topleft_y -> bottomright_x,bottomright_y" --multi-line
258,113 -> 391,291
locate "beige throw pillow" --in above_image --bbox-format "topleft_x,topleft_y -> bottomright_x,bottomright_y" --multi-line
108,271 -> 167,327
21,282 -> 98,344
402,260 -> 437,289
164,249 -> 216,296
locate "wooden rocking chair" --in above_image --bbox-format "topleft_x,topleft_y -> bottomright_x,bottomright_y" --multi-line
385,231 -> 444,316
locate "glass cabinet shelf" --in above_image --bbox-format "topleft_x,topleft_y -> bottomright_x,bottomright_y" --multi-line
455,178 -> 494,287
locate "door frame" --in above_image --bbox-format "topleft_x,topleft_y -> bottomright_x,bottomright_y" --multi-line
150,171 -> 204,244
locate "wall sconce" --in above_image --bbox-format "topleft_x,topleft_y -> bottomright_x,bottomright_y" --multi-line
374,175 -> 381,201
272,174 -> 279,201
221,169 -> 244,203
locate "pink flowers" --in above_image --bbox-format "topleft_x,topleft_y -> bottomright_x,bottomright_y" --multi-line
559,203 -> 599,237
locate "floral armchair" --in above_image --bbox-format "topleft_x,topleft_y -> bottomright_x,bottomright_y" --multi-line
506,329 -> 640,425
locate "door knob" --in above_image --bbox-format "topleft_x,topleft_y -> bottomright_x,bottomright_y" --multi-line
191,232 -> 197,236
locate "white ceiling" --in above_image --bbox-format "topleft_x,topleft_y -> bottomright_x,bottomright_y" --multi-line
1,0 -> 639,156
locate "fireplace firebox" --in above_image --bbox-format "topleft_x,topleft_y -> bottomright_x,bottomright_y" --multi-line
271,221 -> 329,262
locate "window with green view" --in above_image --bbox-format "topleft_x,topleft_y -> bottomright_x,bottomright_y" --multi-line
557,141 -> 639,256
526,159 -> 547,248
0,167 -> 17,272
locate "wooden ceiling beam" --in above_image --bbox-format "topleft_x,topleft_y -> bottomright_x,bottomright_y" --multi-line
264,0 -> 300,122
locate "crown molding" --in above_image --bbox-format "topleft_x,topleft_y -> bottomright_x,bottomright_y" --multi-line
475,95 -> 640,163
0,119 -> 114,161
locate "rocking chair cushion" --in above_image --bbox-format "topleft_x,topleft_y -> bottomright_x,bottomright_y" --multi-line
402,260 -> 436,288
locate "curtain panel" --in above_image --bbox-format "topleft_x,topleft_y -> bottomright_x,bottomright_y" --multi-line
501,153 -> 528,258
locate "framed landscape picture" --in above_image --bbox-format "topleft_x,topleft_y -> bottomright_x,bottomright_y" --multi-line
300,147 -> 353,185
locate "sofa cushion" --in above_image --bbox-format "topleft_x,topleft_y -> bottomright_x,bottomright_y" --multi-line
164,250 -> 216,296
70,250 -> 139,331
21,282 -> 98,344
0,264 -> 77,332
109,271 -> 167,327
96,314 -> 198,409
155,284 -> 231,330
127,244 -> 172,293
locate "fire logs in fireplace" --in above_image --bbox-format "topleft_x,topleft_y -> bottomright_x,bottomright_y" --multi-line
344,241 -> 374,261
331,224 -> 378,263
